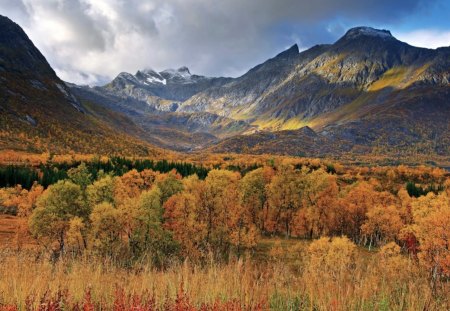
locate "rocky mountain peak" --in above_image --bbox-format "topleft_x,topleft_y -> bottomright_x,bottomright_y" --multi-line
140,68 -> 160,75
274,44 -> 299,59
177,66 -> 191,74
0,14 -> 83,112
0,15 -> 56,76
160,66 -> 192,79
341,26 -> 394,41
136,69 -> 166,85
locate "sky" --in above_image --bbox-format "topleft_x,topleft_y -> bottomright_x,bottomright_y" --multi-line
1,0 -> 449,85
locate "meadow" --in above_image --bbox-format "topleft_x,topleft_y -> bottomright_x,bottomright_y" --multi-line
0,153 -> 449,310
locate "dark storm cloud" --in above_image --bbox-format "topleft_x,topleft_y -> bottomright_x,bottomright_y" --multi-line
0,0 -> 436,84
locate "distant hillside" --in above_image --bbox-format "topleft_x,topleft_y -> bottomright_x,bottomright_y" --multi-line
0,15 -> 163,156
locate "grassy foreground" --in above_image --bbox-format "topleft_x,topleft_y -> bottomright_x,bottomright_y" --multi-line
0,242 -> 448,311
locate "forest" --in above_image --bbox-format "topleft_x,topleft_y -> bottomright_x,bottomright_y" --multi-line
0,155 -> 449,310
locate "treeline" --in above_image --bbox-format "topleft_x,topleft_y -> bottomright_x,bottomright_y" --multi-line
0,157 -> 211,189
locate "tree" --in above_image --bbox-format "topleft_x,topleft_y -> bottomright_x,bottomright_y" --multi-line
67,162 -> 92,191
445,178 -> 450,197
29,180 -> 87,254
132,186 -> 178,265
164,191 -> 206,260
66,216 -> 87,253
416,206 -> 450,284
89,202 -> 125,257
86,175 -> 115,207
17,182 -> 44,217
377,242 -> 416,285
156,170 -> 183,204
239,167 -> 274,232
0,185 -> 23,215
114,169 -> 145,205
292,169 -> 337,238
203,169 -> 241,257
338,182 -> 396,243
164,170 -> 257,260
140,169 -> 158,189
267,165 -> 303,236
164,175 -> 208,260
361,205 -> 404,247
407,193 -> 450,285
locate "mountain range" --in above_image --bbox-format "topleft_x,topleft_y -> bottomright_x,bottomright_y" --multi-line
1,14 -> 449,158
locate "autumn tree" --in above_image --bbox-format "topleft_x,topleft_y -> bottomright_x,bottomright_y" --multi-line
67,162 -> 92,192
406,192 -> 450,285
0,182 -> 44,250
29,180 -> 88,254
140,169 -> 158,189
114,169 -> 145,205
131,186 -> 178,265
66,216 -> 87,253
165,170 -> 257,260
239,166 -> 274,232
267,165 -> 303,236
203,169 -> 252,257
361,205 -> 404,247
164,193 -> 205,260
89,202 -> 125,257
292,169 -> 338,238
155,170 -> 183,204
338,182 -> 397,244
17,182 -> 44,217
377,242 -> 416,285
0,185 -> 23,215
86,175 -> 116,207
163,174 -> 207,260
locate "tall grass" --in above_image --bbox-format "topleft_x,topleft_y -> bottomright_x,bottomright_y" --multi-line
0,250 -> 448,310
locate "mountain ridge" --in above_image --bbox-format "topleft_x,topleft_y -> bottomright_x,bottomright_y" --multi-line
1,15 -> 448,158
85,24 -> 449,156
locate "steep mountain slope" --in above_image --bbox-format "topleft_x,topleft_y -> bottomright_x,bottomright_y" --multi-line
184,27 -> 450,156
0,15 -> 162,156
182,27 -> 448,129
179,43 -> 329,118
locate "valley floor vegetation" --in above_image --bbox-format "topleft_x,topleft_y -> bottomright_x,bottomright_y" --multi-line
0,154 -> 449,310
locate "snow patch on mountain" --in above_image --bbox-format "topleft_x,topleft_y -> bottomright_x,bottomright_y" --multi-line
160,67 -> 194,83
344,27 -> 393,40
145,76 -> 167,85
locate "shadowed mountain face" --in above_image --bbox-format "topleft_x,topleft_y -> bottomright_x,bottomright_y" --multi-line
1,16 -> 449,157
0,15 -> 161,156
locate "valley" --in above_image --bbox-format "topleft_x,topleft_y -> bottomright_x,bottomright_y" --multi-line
0,11 -> 449,311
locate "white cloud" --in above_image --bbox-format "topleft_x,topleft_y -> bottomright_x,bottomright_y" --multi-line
396,29 -> 450,49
